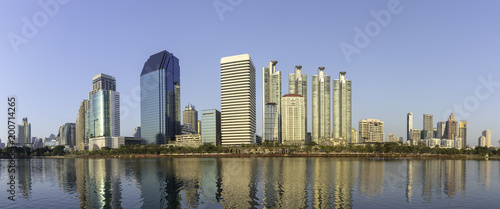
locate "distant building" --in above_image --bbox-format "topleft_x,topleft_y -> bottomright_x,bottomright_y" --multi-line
220,54 -> 256,145
388,133 -> 397,143
88,136 -> 139,151
333,71 -> 352,143
288,65 -> 307,141
351,128 -> 358,144
140,50 -> 181,144
398,137 -> 404,143
359,119 -> 384,143
17,118 -> 31,146
481,129 -> 492,147
410,129 -> 421,145
76,100 -> 89,151
172,134 -> 202,147
312,67 -> 331,142
423,114 -> 433,139
281,94 -> 305,145
407,112 -> 413,143
183,104 -> 198,133
459,121 -> 467,148
262,61 -> 282,143
201,109 -> 221,146
59,122 -> 76,148
181,124 -> 197,134
133,125 -> 141,139
444,113 -> 458,140
478,135 -> 486,147
197,120 -> 201,135
436,121 -> 445,139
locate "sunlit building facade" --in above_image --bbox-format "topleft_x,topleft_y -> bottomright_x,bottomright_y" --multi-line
220,54 -> 256,145
312,67 -> 331,142
140,50 -> 181,144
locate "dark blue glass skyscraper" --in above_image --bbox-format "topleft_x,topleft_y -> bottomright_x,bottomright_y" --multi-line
140,50 -> 181,144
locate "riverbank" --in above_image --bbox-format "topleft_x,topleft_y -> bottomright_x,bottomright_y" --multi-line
33,152 -> 499,159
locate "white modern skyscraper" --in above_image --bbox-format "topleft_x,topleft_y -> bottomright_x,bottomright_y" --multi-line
333,71 -> 352,142
288,65 -> 307,141
407,112 -> 413,143
262,61 -> 281,143
281,94 -> 305,144
220,54 -> 256,145
312,67 -> 331,142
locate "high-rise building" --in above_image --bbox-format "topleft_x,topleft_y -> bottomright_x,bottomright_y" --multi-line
262,61 -> 281,143
60,122 -> 76,147
437,121 -> 446,139
333,71 -> 352,142
17,117 -> 31,146
183,104 -> 198,133
312,67 -> 331,142
482,129 -> 491,147
264,103 -> 277,142
281,94 -> 305,144
445,113 -> 458,140
407,112 -> 413,143
410,129 -> 421,145
140,50 -> 181,144
201,109 -> 221,145
220,54 -> 256,145
288,65 -> 307,141
76,100 -> 89,151
359,119 -> 384,143
87,73 -> 120,138
423,114 -> 433,139
478,135 -> 486,147
459,121 -> 467,148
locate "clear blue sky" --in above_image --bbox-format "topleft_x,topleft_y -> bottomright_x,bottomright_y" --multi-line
1,0 -> 499,146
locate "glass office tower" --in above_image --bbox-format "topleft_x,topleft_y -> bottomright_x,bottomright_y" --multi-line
140,50 -> 181,144
201,109 -> 221,145
87,73 -> 120,139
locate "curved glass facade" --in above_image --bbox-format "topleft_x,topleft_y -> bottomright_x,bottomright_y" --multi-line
140,51 -> 180,144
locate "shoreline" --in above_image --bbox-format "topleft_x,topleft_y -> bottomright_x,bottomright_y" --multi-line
20,153 -> 499,159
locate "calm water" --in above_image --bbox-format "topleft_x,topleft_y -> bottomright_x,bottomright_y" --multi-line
1,157 -> 499,208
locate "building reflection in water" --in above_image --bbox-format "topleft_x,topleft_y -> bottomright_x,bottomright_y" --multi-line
17,159 -> 32,199
405,159 -> 466,203
479,160 -> 491,189
359,159 -> 385,198
10,157 -> 480,208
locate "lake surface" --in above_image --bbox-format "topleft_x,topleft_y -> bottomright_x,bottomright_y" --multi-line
0,157 -> 499,208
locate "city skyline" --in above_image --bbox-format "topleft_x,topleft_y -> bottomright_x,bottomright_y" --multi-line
1,1 -> 500,146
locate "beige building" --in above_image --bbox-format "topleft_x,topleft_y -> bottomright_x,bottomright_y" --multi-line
172,134 -> 202,147
351,128 -> 358,143
183,104 -> 198,133
388,133 -> 397,143
411,129 -> 421,145
312,67 -> 331,142
445,113 -> 458,140
281,94 -> 305,144
359,119 -> 384,143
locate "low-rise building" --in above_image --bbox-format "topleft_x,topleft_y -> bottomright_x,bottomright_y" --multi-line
171,134 -> 202,147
